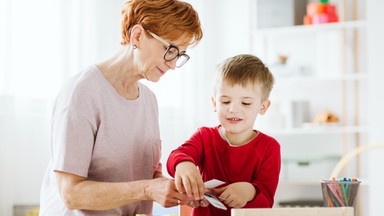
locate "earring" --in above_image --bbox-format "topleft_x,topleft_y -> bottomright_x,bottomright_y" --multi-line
133,45 -> 137,49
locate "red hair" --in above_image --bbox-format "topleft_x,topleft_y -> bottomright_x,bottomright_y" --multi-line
121,0 -> 203,47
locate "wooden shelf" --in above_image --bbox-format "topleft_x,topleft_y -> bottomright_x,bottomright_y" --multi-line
254,20 -> 367,36
274,73 -> 368,83
279,178 -> 370,187
251,1 -> 367,214
264,125 -> 368,136
278,180 -> 322,186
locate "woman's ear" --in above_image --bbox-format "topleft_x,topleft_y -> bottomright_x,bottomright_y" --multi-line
211,97 -> 217,112
259,99 -> 271,115
130,24 -> 145,48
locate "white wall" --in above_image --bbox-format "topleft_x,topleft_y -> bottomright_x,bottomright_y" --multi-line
0,97 -> 52,215
0,1 -> 123,215
1,0 -> 383,215
367,0 -> 384,215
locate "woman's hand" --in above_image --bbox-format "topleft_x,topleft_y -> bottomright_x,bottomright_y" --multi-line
174,161 -> 205,201
212,182 -> 256,208
186,198 -> 209,208
146,177 -> 193,207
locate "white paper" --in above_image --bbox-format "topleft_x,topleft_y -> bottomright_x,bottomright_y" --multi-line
204,192 -> 227,210
203,179 -> 227,210
204,179 -> 225,188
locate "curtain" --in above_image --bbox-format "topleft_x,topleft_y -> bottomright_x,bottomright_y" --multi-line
0,1 -> 131,215
0,0 -> 251,214
0,0 -> 213,215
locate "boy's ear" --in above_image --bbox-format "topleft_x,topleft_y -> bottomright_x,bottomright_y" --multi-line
259,99 -> 271,115
211,97 -> 217,112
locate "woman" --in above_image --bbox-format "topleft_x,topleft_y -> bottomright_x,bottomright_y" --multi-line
39,0 -> 203,215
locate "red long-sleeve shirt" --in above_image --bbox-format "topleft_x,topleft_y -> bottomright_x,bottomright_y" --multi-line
167,126 -> 281,216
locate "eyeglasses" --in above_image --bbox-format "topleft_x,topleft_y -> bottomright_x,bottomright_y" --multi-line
147,30 -> 190,68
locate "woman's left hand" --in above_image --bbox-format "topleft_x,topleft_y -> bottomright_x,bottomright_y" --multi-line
147,177 -> 194,207
186,198 -> 209,208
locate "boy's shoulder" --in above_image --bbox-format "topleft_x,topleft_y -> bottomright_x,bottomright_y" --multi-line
196,125 -> 220,134
198,125 -> 218,130
255,131 -> 280,145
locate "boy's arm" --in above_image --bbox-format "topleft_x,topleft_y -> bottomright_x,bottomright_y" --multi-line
244,143 -> 281,208
166,128 -> 205,177
166,128 -> 206,200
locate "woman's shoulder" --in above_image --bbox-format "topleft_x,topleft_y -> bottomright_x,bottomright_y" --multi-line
54,65 -> 103,110
60,65 -> 101,92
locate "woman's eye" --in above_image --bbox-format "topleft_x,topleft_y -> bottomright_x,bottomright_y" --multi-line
167,47 -> 178,55
167,49 -> 175,54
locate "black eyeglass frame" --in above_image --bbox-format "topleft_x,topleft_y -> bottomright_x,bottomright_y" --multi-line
146,30 -> 190,68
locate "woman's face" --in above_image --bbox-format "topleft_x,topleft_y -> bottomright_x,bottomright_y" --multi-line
138,31 -> 189,82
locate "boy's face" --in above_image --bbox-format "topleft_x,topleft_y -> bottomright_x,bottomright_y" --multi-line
212,81 -> 270,138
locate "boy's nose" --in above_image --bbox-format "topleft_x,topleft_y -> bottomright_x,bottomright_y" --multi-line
228,105 -> 239,113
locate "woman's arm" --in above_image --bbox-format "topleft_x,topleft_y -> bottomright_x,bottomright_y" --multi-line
55,171 -> 188,210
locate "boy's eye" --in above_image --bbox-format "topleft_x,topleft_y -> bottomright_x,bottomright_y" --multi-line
242,102 -> 252,106
220,101 -> 230,104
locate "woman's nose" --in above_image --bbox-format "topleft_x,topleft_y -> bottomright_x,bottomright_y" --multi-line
165,58 -> 177,70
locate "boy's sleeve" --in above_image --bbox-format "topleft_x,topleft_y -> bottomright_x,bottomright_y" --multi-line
244,139 -> 281,208
166,128 -> 205,177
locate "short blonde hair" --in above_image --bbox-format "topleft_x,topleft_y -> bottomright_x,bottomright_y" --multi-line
120,0 -> 203,47
214,54 -> 274,101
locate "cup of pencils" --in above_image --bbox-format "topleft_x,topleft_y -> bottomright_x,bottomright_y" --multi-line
321,178 -> 360,215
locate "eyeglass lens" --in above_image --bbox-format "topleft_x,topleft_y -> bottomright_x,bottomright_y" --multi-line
164,46 -> 189,68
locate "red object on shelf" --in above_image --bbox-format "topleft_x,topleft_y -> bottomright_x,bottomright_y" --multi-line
312,13 -> 329,24
328,13 -> 339,23
325,4 -> 339,22
303,15 -> 312,25
304,2 -> 339,25
307,2 -> 326,16
325,4 -> 336,14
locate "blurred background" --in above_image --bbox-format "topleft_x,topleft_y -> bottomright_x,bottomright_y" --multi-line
1,0 -> 383,215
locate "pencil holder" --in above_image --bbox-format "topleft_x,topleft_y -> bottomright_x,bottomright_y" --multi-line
321,179 -> 360,216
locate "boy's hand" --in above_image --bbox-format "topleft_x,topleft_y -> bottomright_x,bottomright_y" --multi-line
174,161 -> 205,201
211,182 -> 256,208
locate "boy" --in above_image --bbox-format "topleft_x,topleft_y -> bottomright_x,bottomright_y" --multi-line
166,54 -> 281,216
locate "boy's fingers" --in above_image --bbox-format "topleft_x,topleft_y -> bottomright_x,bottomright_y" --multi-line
182,177 -> 193,197
195,176 -> 206,199
199,183 -> 206,199
211,186 -> 227,196
174,177 -> 183,193
200,198 -> 209,207
187,177 -> 201,200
